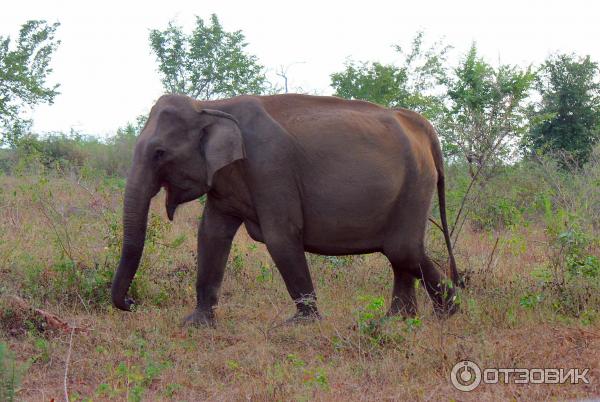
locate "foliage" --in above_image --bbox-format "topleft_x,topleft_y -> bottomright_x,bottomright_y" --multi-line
440,44 -> 535,169
535,144 -> 600,226
330,32 -> 450,119
0,20 -> 60,147
0,343 -> 26,402
352,294 -> 422,348
149,14 -> 267,99
543,201 -> 599,282
526,53 -> 600,165
463,160 -> 550,230
102,114 -> 146,176
536,207 -> 600,317
331,61 -> 410,108
2,172 -> 185,311
355,294 -> 386,341
0,115 -> 145,177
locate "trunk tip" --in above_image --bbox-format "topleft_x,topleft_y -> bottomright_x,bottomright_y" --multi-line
112,292 -> 135,311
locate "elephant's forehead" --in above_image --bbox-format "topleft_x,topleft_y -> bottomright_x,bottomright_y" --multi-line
155,93 -> 192,108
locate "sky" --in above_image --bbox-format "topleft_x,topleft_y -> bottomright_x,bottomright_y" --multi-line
2,0 -> 600,137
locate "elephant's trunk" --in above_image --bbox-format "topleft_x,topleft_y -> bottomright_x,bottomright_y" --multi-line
111,172 -> 156,311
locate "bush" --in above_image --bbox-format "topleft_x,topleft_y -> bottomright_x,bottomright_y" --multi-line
443,144 -> 600,234
2,116 -> 144,178
0,343 -> 26,402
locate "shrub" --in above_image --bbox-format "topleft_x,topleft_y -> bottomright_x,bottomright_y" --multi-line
0,343 -> 26,402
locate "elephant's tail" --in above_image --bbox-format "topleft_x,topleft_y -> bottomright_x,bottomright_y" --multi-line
429,129 -> 462,288
436,171 -> 462,288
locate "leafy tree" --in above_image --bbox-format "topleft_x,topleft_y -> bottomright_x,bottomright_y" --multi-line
149,14 -> 267,99
439,44 -> 535,242
0,20 -> 60,147
526,54 -> 600,164
440,44 -> 535,174
331,61 -> 409,107
330,32 -> 450,120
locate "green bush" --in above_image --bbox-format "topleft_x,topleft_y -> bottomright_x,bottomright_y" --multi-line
0,343 -> 26,402
2,116 -> 144,178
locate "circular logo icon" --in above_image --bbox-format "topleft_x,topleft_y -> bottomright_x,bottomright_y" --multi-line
451,360 -> 482,392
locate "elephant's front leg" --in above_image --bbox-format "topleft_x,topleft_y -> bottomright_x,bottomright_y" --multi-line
183,200 -> 241,327
263,228 -> 320,322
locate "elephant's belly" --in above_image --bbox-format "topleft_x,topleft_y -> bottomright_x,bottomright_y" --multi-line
301,215 -> 387,255
303,242 -> 383,256
298,185 -> 397,253
245,216 -> 384,256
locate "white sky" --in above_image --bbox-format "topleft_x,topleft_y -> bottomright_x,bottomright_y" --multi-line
2,0 -> 599,137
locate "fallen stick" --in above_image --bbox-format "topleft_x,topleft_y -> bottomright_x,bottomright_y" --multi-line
5,295 -> 88,334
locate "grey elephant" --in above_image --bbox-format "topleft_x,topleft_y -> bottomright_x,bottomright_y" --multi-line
111,94 -> 461,326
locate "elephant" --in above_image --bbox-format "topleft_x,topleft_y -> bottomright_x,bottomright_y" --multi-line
111,93 -> 461,326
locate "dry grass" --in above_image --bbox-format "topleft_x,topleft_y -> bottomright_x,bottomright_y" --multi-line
1,174 -> 599,401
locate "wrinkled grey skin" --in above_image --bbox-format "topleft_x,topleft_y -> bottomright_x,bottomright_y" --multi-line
111,94 -> 460,326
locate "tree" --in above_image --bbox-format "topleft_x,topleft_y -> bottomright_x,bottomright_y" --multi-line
330,32 -> 450,120
439,44 -> 535,242
526,54 -> 600,165
441,44 -> 535,174
149,14 -> 267,99
0,20 -> 60,147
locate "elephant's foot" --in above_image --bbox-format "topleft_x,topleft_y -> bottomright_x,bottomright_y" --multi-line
285,308 -> 321,325
422,280 -> 459,319
386,306 -> 417,319
431,291 -> 459,319
387,297 -> 417,318
182,308 -> 216,328
433,299 -> 458,319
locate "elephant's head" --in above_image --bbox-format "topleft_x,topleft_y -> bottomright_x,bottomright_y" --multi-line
111,94 -> 244,311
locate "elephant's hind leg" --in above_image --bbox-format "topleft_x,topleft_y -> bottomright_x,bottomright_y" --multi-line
384,244 -> 457,318
413,256 -> 458,318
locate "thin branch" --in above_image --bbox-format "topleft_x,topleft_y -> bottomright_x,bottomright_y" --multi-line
428,217 -> 444,233
483,236 -> 500,276
450,161 -> 484,237
64,327 -> 74,402
37,200 -> 73,261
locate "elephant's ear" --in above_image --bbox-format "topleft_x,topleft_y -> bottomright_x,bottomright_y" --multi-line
199,109 -> 245,187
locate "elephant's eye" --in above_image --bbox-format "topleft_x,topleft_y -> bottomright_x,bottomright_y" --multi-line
153,149 -> 166,162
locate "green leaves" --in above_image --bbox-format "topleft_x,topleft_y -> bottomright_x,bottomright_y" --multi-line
330,31 -> 449,120
0,20 -> 60,147
0,342 -> 27,402
526,54 -> 600,165
331,61 -> 410,108
442,44 -> 535,167
149,14 -> 267,99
